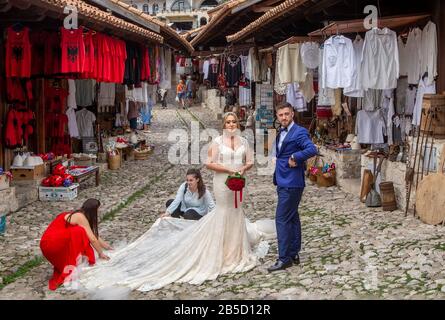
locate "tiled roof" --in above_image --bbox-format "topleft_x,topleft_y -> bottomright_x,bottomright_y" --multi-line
31,0 -> 164,43
190,0 -> 248,47
226,0 -> 309,43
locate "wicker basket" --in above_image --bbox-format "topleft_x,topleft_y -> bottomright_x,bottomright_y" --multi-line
134,149 -> 150,160
316,170 -> 336,187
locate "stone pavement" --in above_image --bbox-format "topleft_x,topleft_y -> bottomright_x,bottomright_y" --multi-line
1,105 -> 445,300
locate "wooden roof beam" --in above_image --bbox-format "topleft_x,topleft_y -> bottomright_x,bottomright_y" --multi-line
252,5 -> 275,13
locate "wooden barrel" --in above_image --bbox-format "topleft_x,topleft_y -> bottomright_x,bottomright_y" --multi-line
421,94 -> 445,138
379,182 -> 397,211
108,154 -> 121,170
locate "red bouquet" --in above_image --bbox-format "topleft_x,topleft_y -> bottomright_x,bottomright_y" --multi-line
225,173 -> 246,209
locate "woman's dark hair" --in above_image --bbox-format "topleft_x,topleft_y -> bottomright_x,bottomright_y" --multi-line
66,199 -> 101,238
186,168 -> 206,199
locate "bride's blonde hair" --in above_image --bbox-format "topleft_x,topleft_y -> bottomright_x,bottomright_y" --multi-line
222,112 -> 240,129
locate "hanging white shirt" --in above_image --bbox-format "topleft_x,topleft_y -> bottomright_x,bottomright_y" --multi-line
361,27 -> 399,90
66,107 -> 79,138
355,110 -> 386,144
412,78 -> 436,126
405,86 -> 417,115
322,35 -> 354,89
420,21 -> 437,86
67,79 -> 77,109
203,60 -> 210,80
317,48 -> 335,105
344,36 -> 364,97
397,36 -> 408,77
406,28 -> 422,85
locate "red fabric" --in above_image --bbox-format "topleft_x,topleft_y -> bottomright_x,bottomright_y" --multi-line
30,30 -> 48,76
45,86 -> 68,113
45,113 -> 68,138
6,26 -> 32,78
81,30 -> 95,78
4,107 -> 35,148
61,27 -> 85,74
141,46 -> 151,82
44,32 -> 61,75
6,78 -> 26,103
40,212 -> 95,290
4,109 -> 22,148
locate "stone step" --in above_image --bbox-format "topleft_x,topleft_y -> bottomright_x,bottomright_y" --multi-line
337,178 -> 361,197
14,185 -> 38,211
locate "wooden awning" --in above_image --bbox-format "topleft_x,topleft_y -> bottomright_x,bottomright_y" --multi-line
226,0 -> 310,43
308,14 -> 431,36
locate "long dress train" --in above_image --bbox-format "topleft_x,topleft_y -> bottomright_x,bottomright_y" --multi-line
79,136 -> 275,292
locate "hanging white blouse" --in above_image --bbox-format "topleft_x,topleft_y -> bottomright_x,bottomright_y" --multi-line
412,78 -> 436,126
420,21 -> 437,86
322,35 -> 354,89
361,27 -> 399,90
344,35 -> 364,97
406,28 -> 422,85
397,36 -> 408,77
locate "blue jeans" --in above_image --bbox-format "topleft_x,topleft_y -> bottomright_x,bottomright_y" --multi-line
275,186 -> 304,264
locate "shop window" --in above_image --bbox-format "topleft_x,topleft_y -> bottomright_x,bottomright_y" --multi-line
143,4 -> 149,13
153,4 -> 159,14
200,17 -> 207,26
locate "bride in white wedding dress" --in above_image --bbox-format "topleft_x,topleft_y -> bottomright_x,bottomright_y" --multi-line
78,112 -> 276,292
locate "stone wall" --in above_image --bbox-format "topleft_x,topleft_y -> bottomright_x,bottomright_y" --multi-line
317,146 -> 362,194
0,187 -> 19,214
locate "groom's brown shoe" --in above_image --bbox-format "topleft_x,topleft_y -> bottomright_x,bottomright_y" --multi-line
267,260 -> 292,272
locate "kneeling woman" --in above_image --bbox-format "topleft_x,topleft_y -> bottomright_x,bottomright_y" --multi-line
40,198 -> 112,290
164,168 -> 215,220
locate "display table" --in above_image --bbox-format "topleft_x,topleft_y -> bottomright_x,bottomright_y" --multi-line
68,166 -> 100,187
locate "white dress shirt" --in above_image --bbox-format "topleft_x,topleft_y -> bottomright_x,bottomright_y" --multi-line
322,35 -> 354,89
397,36 -> 408,77
361,27 -> 399,90
278,121 -> 294,151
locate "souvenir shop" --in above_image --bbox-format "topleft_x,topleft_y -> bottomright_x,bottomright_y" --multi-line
0,0 -> 175,212
192,0 -> 445,220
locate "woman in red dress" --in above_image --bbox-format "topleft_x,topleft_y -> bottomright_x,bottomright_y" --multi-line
40,198 -> 112,290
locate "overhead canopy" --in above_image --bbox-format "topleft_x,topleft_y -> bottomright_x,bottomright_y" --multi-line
0,0 -> 164,44
226,0 -> 433,46
190,0 -> 285,50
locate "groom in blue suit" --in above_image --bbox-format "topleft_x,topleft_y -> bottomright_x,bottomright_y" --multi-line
268,103 -> 318,272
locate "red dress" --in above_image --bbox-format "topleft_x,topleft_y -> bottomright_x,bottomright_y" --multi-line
40,212 -> 95,290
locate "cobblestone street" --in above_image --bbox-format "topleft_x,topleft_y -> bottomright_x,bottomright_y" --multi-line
1,106 -> 445,300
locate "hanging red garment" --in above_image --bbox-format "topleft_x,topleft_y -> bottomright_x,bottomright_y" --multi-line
45,85 -> 68,113
141,46 -> 151,82
61,27 -> 85,74
81,30 -> 95,78
20,108 -> 35,144
30,30 -> 48,77
45,113 -> 68,138
94,33 -> 110,82
106,37 -> 116,83
44,32 -> 62,75
6,78 -> 26,103
6,26 -> 32,78
4,108 -> 23,148
40,212 -> 95,290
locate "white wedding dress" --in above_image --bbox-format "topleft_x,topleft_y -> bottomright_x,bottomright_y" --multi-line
78,136 -> 276,292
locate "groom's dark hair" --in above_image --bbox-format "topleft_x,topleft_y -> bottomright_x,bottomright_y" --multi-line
186,168 -> 206,199
275,102 -> 293,113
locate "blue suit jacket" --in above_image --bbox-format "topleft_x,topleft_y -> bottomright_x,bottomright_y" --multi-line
273,123 -> 318,188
